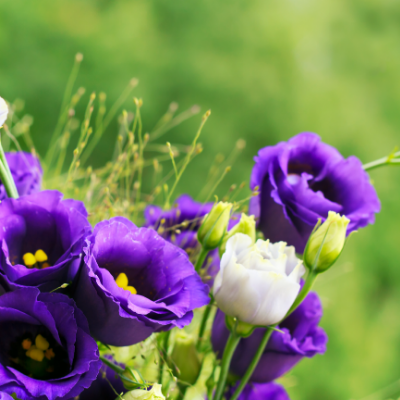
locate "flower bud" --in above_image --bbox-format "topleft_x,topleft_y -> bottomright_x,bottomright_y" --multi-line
197,202 -> 233,250
122,367 -> 145,390
219,213 -> 256,256
0,97 -> 8,127
124,383 -> 165,400
170,331 -> 201,385
304,211 -> 350,273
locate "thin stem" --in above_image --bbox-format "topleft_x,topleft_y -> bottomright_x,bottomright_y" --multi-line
100,355 -> 125,375
229,326 -> 274,400
0,135 -> 18,198
213,331 -> 241,400
363,151 -> 400,172
197,303 -> 213,351
159,330 -> 171,385
195,247 -> 209,273
287,271 -> 317,316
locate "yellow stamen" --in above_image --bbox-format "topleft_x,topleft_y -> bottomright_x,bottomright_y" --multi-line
115,273 -> 129,288
23,253 -> 36,267
27,347 -> 45,362
22,339 -> 32,350
115,273 -> 137,295
35,249 -> 48,263
45,348 -> 55,360
35,334 -> 49,351
125,286 -> 137,295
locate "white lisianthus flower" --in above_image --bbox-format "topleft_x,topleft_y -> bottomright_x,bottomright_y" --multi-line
0,97 -> 8,127
213,233 -> 305,326
124,383 -> 165,400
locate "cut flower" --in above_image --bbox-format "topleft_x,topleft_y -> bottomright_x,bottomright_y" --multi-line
72,217 -> 210,346
213,233 -> 305,326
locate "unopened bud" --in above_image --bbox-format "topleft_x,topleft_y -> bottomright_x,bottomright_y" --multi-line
170,332 -> 201,385
219,213 -> 256,256
304,211 -> 350,273
198,202 -> 233,250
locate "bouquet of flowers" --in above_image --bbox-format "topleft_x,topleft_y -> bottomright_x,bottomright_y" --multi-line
0,59 -> 395,400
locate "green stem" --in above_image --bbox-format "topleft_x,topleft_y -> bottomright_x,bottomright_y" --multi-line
100,355 -> 125,375
213,331 -> 241,400
229,270 -> 318,400
0,139 -> 18,198
363,153 -> 400,172
159,330 -> 171,385
229,326 -> 275,400
195,247 -> 209,273
197,303 -> 213,351
287,271 -> 318,316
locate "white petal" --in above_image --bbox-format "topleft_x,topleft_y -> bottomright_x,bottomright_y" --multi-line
214,259 -> 261,322
250,272 -> 301,325
0,97 -> 8,127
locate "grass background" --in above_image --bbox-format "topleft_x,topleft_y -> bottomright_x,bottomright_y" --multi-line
1,0 -> 400,399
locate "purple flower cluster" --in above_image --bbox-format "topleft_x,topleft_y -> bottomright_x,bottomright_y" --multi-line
0,132 -> 381,400
0,153 -> 210,398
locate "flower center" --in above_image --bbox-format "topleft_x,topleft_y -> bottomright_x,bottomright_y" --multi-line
7,330 -> 69,380
22,249 -> 51,269
115,272 -> 137,295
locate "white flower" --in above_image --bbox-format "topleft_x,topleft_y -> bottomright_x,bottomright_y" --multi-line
0,97 -> 8,127
213,233 -> 305,326
124,384 -> 165,400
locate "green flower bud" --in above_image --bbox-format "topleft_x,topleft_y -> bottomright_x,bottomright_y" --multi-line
197,202 -> 233,250
122,367 -> 145,390
124,383 -> 165,400
170,331 -> 201,385
304,211 -> 350,273
219,213 -> 256,256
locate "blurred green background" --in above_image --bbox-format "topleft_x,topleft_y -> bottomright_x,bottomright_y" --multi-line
1,0 -> 400,399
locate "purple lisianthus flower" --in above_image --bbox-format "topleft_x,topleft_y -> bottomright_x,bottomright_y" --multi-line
225,382 -> 290,400
145,195 -> 238,286
0,190 -> 91,291
249,132 -> 381,252
2,152 -> 42,200
0,287 -> 101,400
72,217 -> 210,346
79,356 -> 125,400
0,392 -> 13,400
212,292 -> 327,382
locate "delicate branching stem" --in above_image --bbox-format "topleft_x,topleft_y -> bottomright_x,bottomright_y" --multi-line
194,247 -> 209,273
164,110 -> 210,208
197,303 -> 213,351
47,53 -> 83,161
213,330 -> 241,400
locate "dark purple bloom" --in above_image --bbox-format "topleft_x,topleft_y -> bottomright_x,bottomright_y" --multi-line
226,382 -> 290,400
78,356 -> 125,400
2,152 -> 42,200
145,195 -> 238,286
249,132 -> 381,252
0,287 -> 101,400
212,292 -> 327,383
0,190 -> 91,291
72,217 -> 210,346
